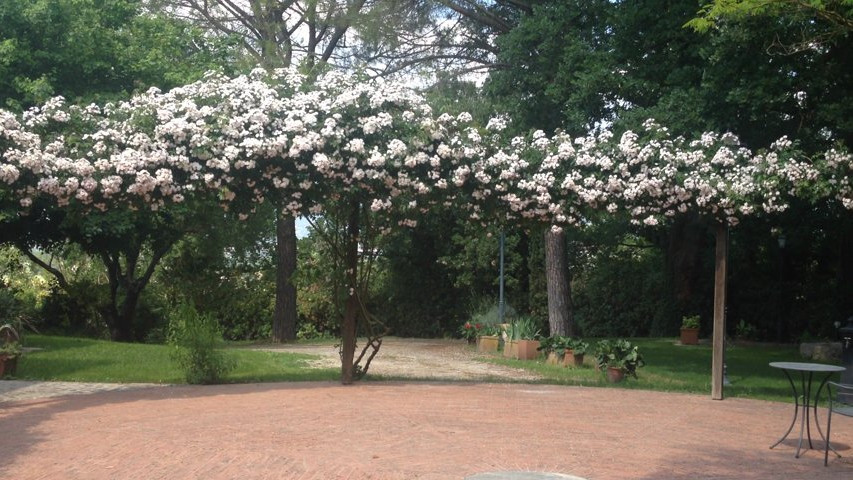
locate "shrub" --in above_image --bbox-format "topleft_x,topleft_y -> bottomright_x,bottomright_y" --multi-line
167,303 -> 234,384
296,322 -> 334,340
681,315 -> 700,329
594,339 -> 646,378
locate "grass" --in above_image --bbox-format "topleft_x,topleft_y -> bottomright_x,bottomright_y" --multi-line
16,335 -> 339,384
487,338 -> 811,403
11,334 -> 830,404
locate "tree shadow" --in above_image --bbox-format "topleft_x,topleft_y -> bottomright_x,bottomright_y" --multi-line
0,380 -> 347,468
633,443 -> 853,479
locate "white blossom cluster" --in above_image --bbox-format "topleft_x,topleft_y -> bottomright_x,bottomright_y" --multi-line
1,68 -> 850,233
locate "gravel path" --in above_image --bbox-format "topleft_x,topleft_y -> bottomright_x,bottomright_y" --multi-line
252,337 -> 544,382
0,380 -> 166,403
0,338 -> 538,403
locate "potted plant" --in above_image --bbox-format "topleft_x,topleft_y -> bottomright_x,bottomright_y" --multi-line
537,335 -> 567,365
477,323 -> 501,353
513,317 -> 542,360
0,324 -> 22,378
680,315 -> 700,345
538,335 -> 559,364
459,321 -> 482,345
503,322 -> 518,358
564,338 -> 588,367
595,339 -> 645,383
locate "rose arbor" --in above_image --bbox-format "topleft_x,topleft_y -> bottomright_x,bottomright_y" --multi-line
2,68 -> 851,388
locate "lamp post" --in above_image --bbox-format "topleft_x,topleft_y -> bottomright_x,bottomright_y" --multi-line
499,231 -> 505,324
777,234 -> 787,342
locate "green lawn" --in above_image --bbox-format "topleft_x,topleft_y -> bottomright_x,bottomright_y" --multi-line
488,338 -> 816,403
16,335 -> 339,384
11,335 -> 833,404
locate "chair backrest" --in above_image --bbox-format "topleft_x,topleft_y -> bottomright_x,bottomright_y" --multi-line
828,382 -> 853,412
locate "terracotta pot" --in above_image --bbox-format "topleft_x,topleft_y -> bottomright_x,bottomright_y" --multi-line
606,366 -> 626,383
0,354 -> 18,377
680,327 -> 700,345
477,336 -> 499,353
565,352 -> 584,367
546,352 -> 561,365
503,340 -> 518,358
516,339 -> 541,360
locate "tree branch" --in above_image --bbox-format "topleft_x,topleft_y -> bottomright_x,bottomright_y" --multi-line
18,246 -> 70,292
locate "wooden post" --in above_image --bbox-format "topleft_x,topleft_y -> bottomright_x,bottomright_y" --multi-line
712,223 -> 728,400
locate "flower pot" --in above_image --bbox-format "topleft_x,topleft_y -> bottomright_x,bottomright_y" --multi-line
606,366 -> 626,383
680,327 -> 699,345
0,354 -> 18,377
516,339 -> 541,360
546,352 -> 561,365
503,340 -> 518,358
564,352 -> 584,367
477,335 -> 499,353
467,337 -> 476,345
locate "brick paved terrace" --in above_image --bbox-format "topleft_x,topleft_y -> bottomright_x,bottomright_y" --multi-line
1,382 -> 852,479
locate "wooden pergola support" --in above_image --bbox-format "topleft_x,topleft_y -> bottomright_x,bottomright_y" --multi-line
712,223 -> 728,400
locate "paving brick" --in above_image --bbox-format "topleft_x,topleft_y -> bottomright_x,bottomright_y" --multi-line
1,382 -> 852,479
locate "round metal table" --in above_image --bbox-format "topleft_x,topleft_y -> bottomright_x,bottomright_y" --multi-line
768,361 -> 846,458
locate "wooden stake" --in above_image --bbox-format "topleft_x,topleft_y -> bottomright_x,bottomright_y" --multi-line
712,223 -> 728,400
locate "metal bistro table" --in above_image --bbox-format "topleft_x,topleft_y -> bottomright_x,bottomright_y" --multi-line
769,362 -> 846,458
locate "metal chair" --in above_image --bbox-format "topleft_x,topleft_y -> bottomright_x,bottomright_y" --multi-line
825,382 -> 853,466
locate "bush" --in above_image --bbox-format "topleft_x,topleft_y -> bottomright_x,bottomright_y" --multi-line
573,244 -> 670,337
594,339 -> 646,378
167,303 -> 234,384
296,322 -> 334,340
39,283 -> 109,337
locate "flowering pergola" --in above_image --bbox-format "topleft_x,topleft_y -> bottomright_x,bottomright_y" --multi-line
2,68 -> 851,388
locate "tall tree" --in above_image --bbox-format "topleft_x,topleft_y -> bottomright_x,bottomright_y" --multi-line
144,0 -> 526,341
544,228 -> 572,335
0,0 -> 235,339
688,0 -> 853,48
146,0 -> 428,342
0,0 -> 234,110
486,0 -> 853,329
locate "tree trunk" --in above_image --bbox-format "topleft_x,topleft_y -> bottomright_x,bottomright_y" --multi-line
273,212 -> 298,342
100,241 -> 174,342
545,228 -> 573,336
340,203 -> 360,384
112,288 -> 140,342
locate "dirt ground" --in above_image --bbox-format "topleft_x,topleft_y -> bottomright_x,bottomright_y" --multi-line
252,337 -> 543,381
0,338 -> 534,404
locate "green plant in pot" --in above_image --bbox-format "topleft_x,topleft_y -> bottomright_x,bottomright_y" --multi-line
0,324 -> 22,378
595,339 -> 645,383
565,338 -> 588,367
502,322 -> 518,357
539,335 -> 570,365
537,335 -> 557,363
477,323 -> 501,353
511,316 -> 541,360
680,315 -> 700,345
459,321 -> 482,344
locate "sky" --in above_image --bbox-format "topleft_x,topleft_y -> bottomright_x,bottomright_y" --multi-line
296,216 -> 310,239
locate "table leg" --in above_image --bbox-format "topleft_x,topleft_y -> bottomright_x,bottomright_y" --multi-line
796,371 -> 809,457
812,373 -> 842,458
807,371 -> 815,449
771,369 -> 800,450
